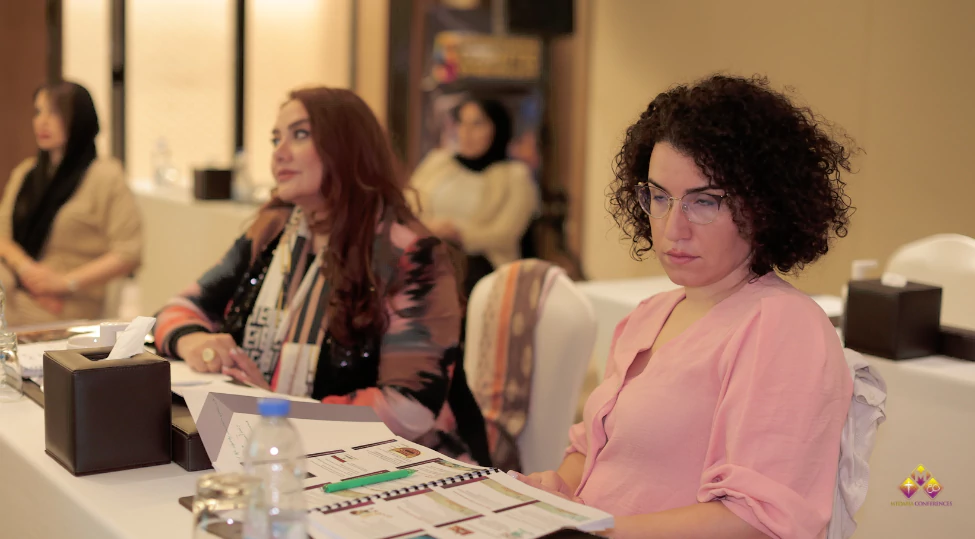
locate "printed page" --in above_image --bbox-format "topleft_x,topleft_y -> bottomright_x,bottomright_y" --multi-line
311,472 -> 613,539
454,472 -> 612,532
350,438 -> 490,483
429,473 -> 613,535
203,403 -> 252,472
302,437 -> 492,510
309,501 -> 429,539
168,359 -> 230,387
16,339 -> 68,377
199,404 -> 392,475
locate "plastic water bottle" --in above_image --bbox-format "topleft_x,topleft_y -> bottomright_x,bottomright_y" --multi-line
243,398 -> 307,539
232,150 -> 255,202
151,138 -> 180,187
0,281 -> 22,402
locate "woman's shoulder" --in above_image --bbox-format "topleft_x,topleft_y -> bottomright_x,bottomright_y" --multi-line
412,149 -> 458,178
488,160 -> 538,198
422,148 -> 455,165
716,274 -> 837,344
3,158 -> 36,200
245,203 -> 293,251
388,216 -> 443,254
387,216 -> 459,273
9,157 -> 36,182
83,157 -> 125,184
486,158 -> 532,180
749,274 -> 828,319
381,216 -> 458,291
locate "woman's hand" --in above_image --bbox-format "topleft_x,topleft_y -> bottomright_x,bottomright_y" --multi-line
175,332 -> 242,374
222,351 -> 272,390
508,470 -> 582,503
34,295 -> 64,315
19,263 -> 70,296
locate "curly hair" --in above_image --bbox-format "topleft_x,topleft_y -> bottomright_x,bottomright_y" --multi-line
608,74 -> 857,276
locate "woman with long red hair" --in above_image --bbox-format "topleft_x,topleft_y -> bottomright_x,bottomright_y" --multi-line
154,87 -> 488,463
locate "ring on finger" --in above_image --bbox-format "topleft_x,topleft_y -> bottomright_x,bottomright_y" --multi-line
202,348 -> 216,363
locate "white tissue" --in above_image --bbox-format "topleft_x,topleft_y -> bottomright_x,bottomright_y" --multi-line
880,272 -> 909,288
106,316 -> 157,360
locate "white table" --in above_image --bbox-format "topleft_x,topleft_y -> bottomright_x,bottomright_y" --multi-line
577,277 -> 975,536
853,354 -> 975,537
0,397 -> 200,539
132,181 -> 260,314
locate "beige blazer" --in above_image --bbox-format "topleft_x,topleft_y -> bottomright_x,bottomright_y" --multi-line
409,149 -> 540,269
0,157 -> 143,324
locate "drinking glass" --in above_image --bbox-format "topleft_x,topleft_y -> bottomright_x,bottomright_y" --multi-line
192,472 -> 260,539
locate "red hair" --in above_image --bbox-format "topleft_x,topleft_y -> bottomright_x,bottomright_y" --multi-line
249,87 -> 413,346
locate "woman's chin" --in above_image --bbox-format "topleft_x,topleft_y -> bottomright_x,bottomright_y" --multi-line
456,149 -> 485,160
275,185 -> 301,203
277,189 -> 325,208
662,268 -> 704,288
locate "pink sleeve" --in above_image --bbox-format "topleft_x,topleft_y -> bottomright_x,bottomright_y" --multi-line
565,422 -> 587,458
565,310 -> 633,458
697,296 -> 852,539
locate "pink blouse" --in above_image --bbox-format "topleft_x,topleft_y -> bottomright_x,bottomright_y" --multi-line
568,273 -> 852,538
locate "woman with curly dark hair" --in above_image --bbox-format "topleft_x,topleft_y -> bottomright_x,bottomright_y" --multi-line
513,75 -> 857,538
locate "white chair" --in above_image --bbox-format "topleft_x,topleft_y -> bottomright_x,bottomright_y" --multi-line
828,348 -> 887,539
885,233 -> 975,330
464,268 -> 597,474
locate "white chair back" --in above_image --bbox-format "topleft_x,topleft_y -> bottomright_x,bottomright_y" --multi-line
464,270 -> 597,474
828,348 -> 887,539
885,233 -> 975,330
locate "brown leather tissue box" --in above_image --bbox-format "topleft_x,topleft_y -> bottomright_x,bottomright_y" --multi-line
43,347 -> 172,476
843,279 -> 943,359
193,168 -> 232,200
172,396 -> 213,472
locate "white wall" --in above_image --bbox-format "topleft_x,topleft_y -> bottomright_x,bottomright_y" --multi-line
244,0 -> 353,187
125,0 -> 236,183
582,0 -> 975,298
62,0 -> 357,189
355,0 -> 389,127
62,0 -> 112,157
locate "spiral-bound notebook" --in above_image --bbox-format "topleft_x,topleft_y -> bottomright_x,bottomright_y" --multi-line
306,467 -> 612,539
301,439 -> 612,539
187,391 -> 612,539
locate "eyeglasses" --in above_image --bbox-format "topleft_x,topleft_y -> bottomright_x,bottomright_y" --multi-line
635,183 -> 728,225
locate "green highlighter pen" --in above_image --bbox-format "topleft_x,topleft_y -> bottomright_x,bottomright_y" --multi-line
324,469 -> 417,493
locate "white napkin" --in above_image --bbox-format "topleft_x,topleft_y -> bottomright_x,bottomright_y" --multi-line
106,316 -> 156,360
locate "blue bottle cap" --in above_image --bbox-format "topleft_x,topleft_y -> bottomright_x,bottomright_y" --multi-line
257,398 -> 291,417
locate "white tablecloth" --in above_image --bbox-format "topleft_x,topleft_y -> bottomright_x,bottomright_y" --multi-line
853,355 -> 975,536
0,397 -> 201,539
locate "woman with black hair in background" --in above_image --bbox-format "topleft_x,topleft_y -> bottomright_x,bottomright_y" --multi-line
0,81 -> 142,325
410,98 -> 540,297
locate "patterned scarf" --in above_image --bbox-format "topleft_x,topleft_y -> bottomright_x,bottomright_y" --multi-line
241,207 -> 329,397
